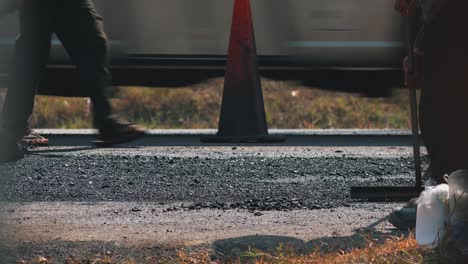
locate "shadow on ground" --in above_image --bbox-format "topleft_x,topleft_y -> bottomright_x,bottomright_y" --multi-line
212,227 -> 409,262
12,232 -> 409,263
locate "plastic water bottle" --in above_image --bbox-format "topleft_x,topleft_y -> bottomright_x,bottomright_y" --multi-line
416,184 -> 449,248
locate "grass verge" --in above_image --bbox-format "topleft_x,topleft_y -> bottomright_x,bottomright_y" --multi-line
1,78 -> 411,129
20,235 -> 438,264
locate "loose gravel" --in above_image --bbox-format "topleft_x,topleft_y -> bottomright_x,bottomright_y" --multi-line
0,153 -> 429,211
0,146 -> 425,262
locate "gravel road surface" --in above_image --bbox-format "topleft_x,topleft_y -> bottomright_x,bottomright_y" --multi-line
0,142 -> 428,262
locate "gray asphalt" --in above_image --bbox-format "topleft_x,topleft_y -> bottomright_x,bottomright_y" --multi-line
0,146 -> 427,210
0,135 -> 428,262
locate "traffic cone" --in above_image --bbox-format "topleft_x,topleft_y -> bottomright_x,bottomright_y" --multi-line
201,0 -> 284,143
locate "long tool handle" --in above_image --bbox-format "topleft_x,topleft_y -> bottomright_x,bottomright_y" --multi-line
410,87 -> 422,187
406,15 -> 423,187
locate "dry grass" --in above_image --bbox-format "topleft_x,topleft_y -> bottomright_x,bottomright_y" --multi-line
245,236 -> 437,264
179,235 -> 437,264
19,235 -> 439,264
1,78 -> 411,129
261,79 -> 410,129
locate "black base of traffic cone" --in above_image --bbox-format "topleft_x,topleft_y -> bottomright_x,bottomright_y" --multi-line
201,135 -> 285,144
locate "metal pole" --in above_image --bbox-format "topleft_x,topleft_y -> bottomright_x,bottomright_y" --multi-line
406,15 -> 423,187
410,86 -> 422,187
349,2 -> 424,201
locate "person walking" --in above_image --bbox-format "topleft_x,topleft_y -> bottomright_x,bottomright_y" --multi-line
0,0 -> 145,162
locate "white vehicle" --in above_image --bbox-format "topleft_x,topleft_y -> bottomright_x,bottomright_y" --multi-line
0,0 -> 405,92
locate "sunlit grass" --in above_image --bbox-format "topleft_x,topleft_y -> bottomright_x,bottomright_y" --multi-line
239,235 -> 437,264
1,77 -> 411,129
181,235 -> 436,263
19,235 -> 438,264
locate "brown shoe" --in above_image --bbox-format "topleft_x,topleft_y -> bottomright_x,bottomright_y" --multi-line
94,123 -> 146,147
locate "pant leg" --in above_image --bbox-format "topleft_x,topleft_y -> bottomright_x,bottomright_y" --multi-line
1,1 -> 54,138
53,0 -> 113,128
420,0 -> 468,181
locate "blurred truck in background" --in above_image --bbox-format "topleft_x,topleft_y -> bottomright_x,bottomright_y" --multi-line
0,0 -> 405,95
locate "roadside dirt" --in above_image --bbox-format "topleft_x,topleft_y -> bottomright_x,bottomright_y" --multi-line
0,145 -> 421,262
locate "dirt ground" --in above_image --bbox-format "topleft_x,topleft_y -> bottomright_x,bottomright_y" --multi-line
0,142 -> 422,262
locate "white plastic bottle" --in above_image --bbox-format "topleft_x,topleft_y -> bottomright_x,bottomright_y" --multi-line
416,184 -> 449,248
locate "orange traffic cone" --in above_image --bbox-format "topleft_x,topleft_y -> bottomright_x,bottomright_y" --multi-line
201,0 -> 284,143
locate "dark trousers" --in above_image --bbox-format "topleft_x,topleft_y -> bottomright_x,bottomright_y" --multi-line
420,0 -> 468,181
2,0 -> 112,138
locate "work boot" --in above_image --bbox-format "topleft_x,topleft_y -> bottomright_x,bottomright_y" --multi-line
388,198 -> 418,230
94,118 -> 146,147
0,130 -> 24,163
388,167 -> 437,230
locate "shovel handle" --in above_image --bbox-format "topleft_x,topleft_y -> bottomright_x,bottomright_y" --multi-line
405,14 -> 423,187
410,87 -> 422,187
